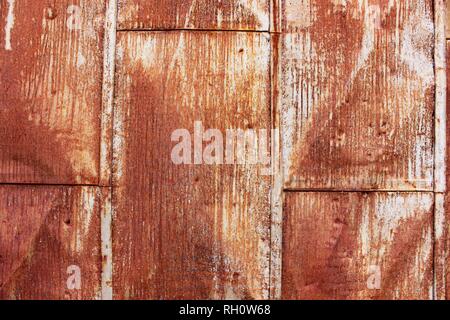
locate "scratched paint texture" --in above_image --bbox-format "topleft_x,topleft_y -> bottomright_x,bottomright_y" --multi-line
113,32 -> 271,299
117,0 -> 270,30
280,0 -> 435,190
282,192 -> 434,300
0,186 -> 106,300
0,0 -> 105,184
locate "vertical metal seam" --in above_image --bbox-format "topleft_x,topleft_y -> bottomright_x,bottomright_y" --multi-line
269,0 -> 282,33
270,32 -> 283,300
100,0 -> 118,301
434,0 -> 447,193
433,0 -> 447,300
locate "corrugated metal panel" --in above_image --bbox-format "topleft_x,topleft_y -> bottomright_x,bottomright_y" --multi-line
0,0 -> 105,184
280,0 -> 435,191
0,186 -> 107,299
112,32 -> 272,299
282,192 -> 434,300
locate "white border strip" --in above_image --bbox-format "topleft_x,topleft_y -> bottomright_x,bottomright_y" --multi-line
100,0 -> 117,301
434,0 -> 447,193
101,188 -> 113,300
434,193 -> 447,299
270,34 -> 283,300
100,0 -> 118,186
433,0 -> 447,300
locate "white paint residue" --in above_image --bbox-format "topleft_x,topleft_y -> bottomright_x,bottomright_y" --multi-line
435,195 -> 445,239
217,9 -> 223,28
5,0 -> 15,51
360,206 -> 370,256
418,226 -> 433,284
348,3 -> 379,89
76,189 -> 95,252
375,195 -> 433,242
237,0 -> 269,29
101,191 -> 113,300
66,4 -> 82,31
285,0 -> 314,29
183,0 -> 198,28
140,38 -> 157,68
77,52 -> 86,68
400,11 -> 434,86
282,32 -> 317,179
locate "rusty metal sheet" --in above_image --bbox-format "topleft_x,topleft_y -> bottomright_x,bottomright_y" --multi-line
0,0 -> 105,184
0,186 -> 107,300
279,0 -> 435,190
282,192 -> 434,300
117,0 -> 269,31
113,31 -> 271,299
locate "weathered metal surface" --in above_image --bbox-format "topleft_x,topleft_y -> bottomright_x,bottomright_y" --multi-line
0,0 -> 446,301
434,2 -> 448,300
100,0 -> 118,187
439,39 -> 450,301
435,0 -> 447,193
0,186 -> 107,300
447,40 -> 450,300
0,0 -> 105,184
446,0 -> 450,39
435,193 -> 447,300
113,32 -> 271,299
117,0 -> 269,31
280,0 -> 435,190
282,192 -> 434,300
269,33 -> 283,299
99,1 -> 116,300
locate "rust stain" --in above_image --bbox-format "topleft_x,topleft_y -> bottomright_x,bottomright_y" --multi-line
117,0 -> 269,31
0,0 -> 105,184
113,31 -> 271,299
282,192 -> 434,300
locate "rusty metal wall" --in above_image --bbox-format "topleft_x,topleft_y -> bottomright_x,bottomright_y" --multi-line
0,0 -> 447,300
